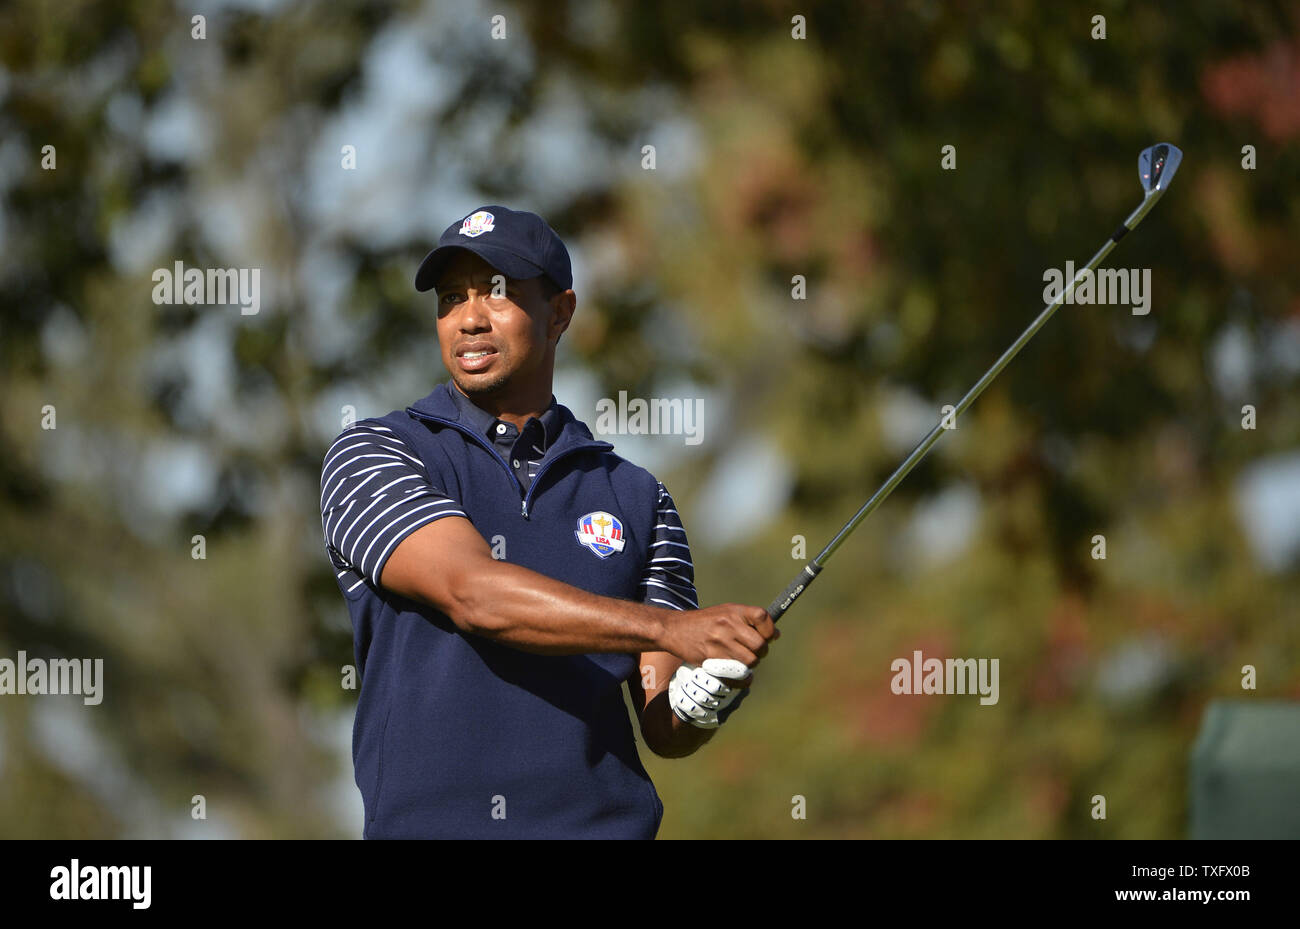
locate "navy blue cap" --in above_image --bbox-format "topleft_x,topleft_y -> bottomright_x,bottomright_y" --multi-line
414,205 -> 573,293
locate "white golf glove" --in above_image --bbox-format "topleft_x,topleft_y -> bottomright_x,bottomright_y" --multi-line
668,658 -> 752,729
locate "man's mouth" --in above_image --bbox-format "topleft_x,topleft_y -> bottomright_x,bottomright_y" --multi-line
455,343 -> 499,372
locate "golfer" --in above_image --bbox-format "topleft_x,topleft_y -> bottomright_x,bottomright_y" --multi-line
319,205 -> 778,838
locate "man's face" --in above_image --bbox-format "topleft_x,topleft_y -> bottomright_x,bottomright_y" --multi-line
433,251 -> 570,402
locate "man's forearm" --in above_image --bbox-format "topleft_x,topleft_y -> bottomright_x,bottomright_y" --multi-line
428,559 -> 720,756
439,557 -> 670,656
642,690 -> 716,758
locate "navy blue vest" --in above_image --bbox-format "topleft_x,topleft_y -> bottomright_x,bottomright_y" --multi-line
342,382 -> 665,838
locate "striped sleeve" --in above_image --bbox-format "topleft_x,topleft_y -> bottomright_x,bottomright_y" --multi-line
638,482 -> 698,611
640,480 -> 753,725
320,421 -> 467,595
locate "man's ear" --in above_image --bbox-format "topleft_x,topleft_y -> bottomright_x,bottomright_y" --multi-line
550,290 -> 576,343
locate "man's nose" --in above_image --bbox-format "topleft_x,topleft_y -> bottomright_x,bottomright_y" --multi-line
456,292 -> 491,329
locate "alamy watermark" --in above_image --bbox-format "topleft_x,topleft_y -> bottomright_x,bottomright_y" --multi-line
50,859 -> 150,909
0,651 -> 103,705
890,649 -> 999,705
1043,262 -> 1152,315
594,391 -> 703,445
152,261 -> 261,315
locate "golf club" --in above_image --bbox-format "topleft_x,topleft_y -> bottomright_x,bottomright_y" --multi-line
767,143 -> 1184,621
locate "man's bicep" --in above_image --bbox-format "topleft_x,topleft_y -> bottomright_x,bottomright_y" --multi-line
380,514 -> 493,612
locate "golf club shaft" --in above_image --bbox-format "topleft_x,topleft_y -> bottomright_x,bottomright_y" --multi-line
766,200 -> 1154,622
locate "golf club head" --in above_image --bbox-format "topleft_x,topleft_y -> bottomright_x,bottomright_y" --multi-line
1139,143 -> 1183,196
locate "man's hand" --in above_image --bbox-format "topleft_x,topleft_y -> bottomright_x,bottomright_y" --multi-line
657,603 -> 778,667
658,605 -> 777,730
668,658 -> 754,729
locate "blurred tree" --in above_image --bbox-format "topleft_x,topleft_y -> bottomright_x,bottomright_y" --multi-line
0,0 -> 1296,838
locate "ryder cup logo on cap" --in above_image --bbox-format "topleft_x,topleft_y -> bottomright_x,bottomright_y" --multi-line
575,511 -> 625,559
459,210 -> 495,238
414,205 -> 574,293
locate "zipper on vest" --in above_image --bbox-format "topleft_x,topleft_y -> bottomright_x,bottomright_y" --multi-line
520,443 -> 612,518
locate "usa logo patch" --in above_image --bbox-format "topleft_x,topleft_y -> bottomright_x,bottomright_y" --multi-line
575,511 -> 625,559
459,210 -> 495,238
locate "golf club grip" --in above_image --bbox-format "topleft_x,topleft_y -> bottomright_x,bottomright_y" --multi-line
767,563 -> 823,622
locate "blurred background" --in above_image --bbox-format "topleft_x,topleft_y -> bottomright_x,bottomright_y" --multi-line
1,0 -> 1297,839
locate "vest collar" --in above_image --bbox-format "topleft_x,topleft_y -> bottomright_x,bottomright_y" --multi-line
406,380 -> 609,454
